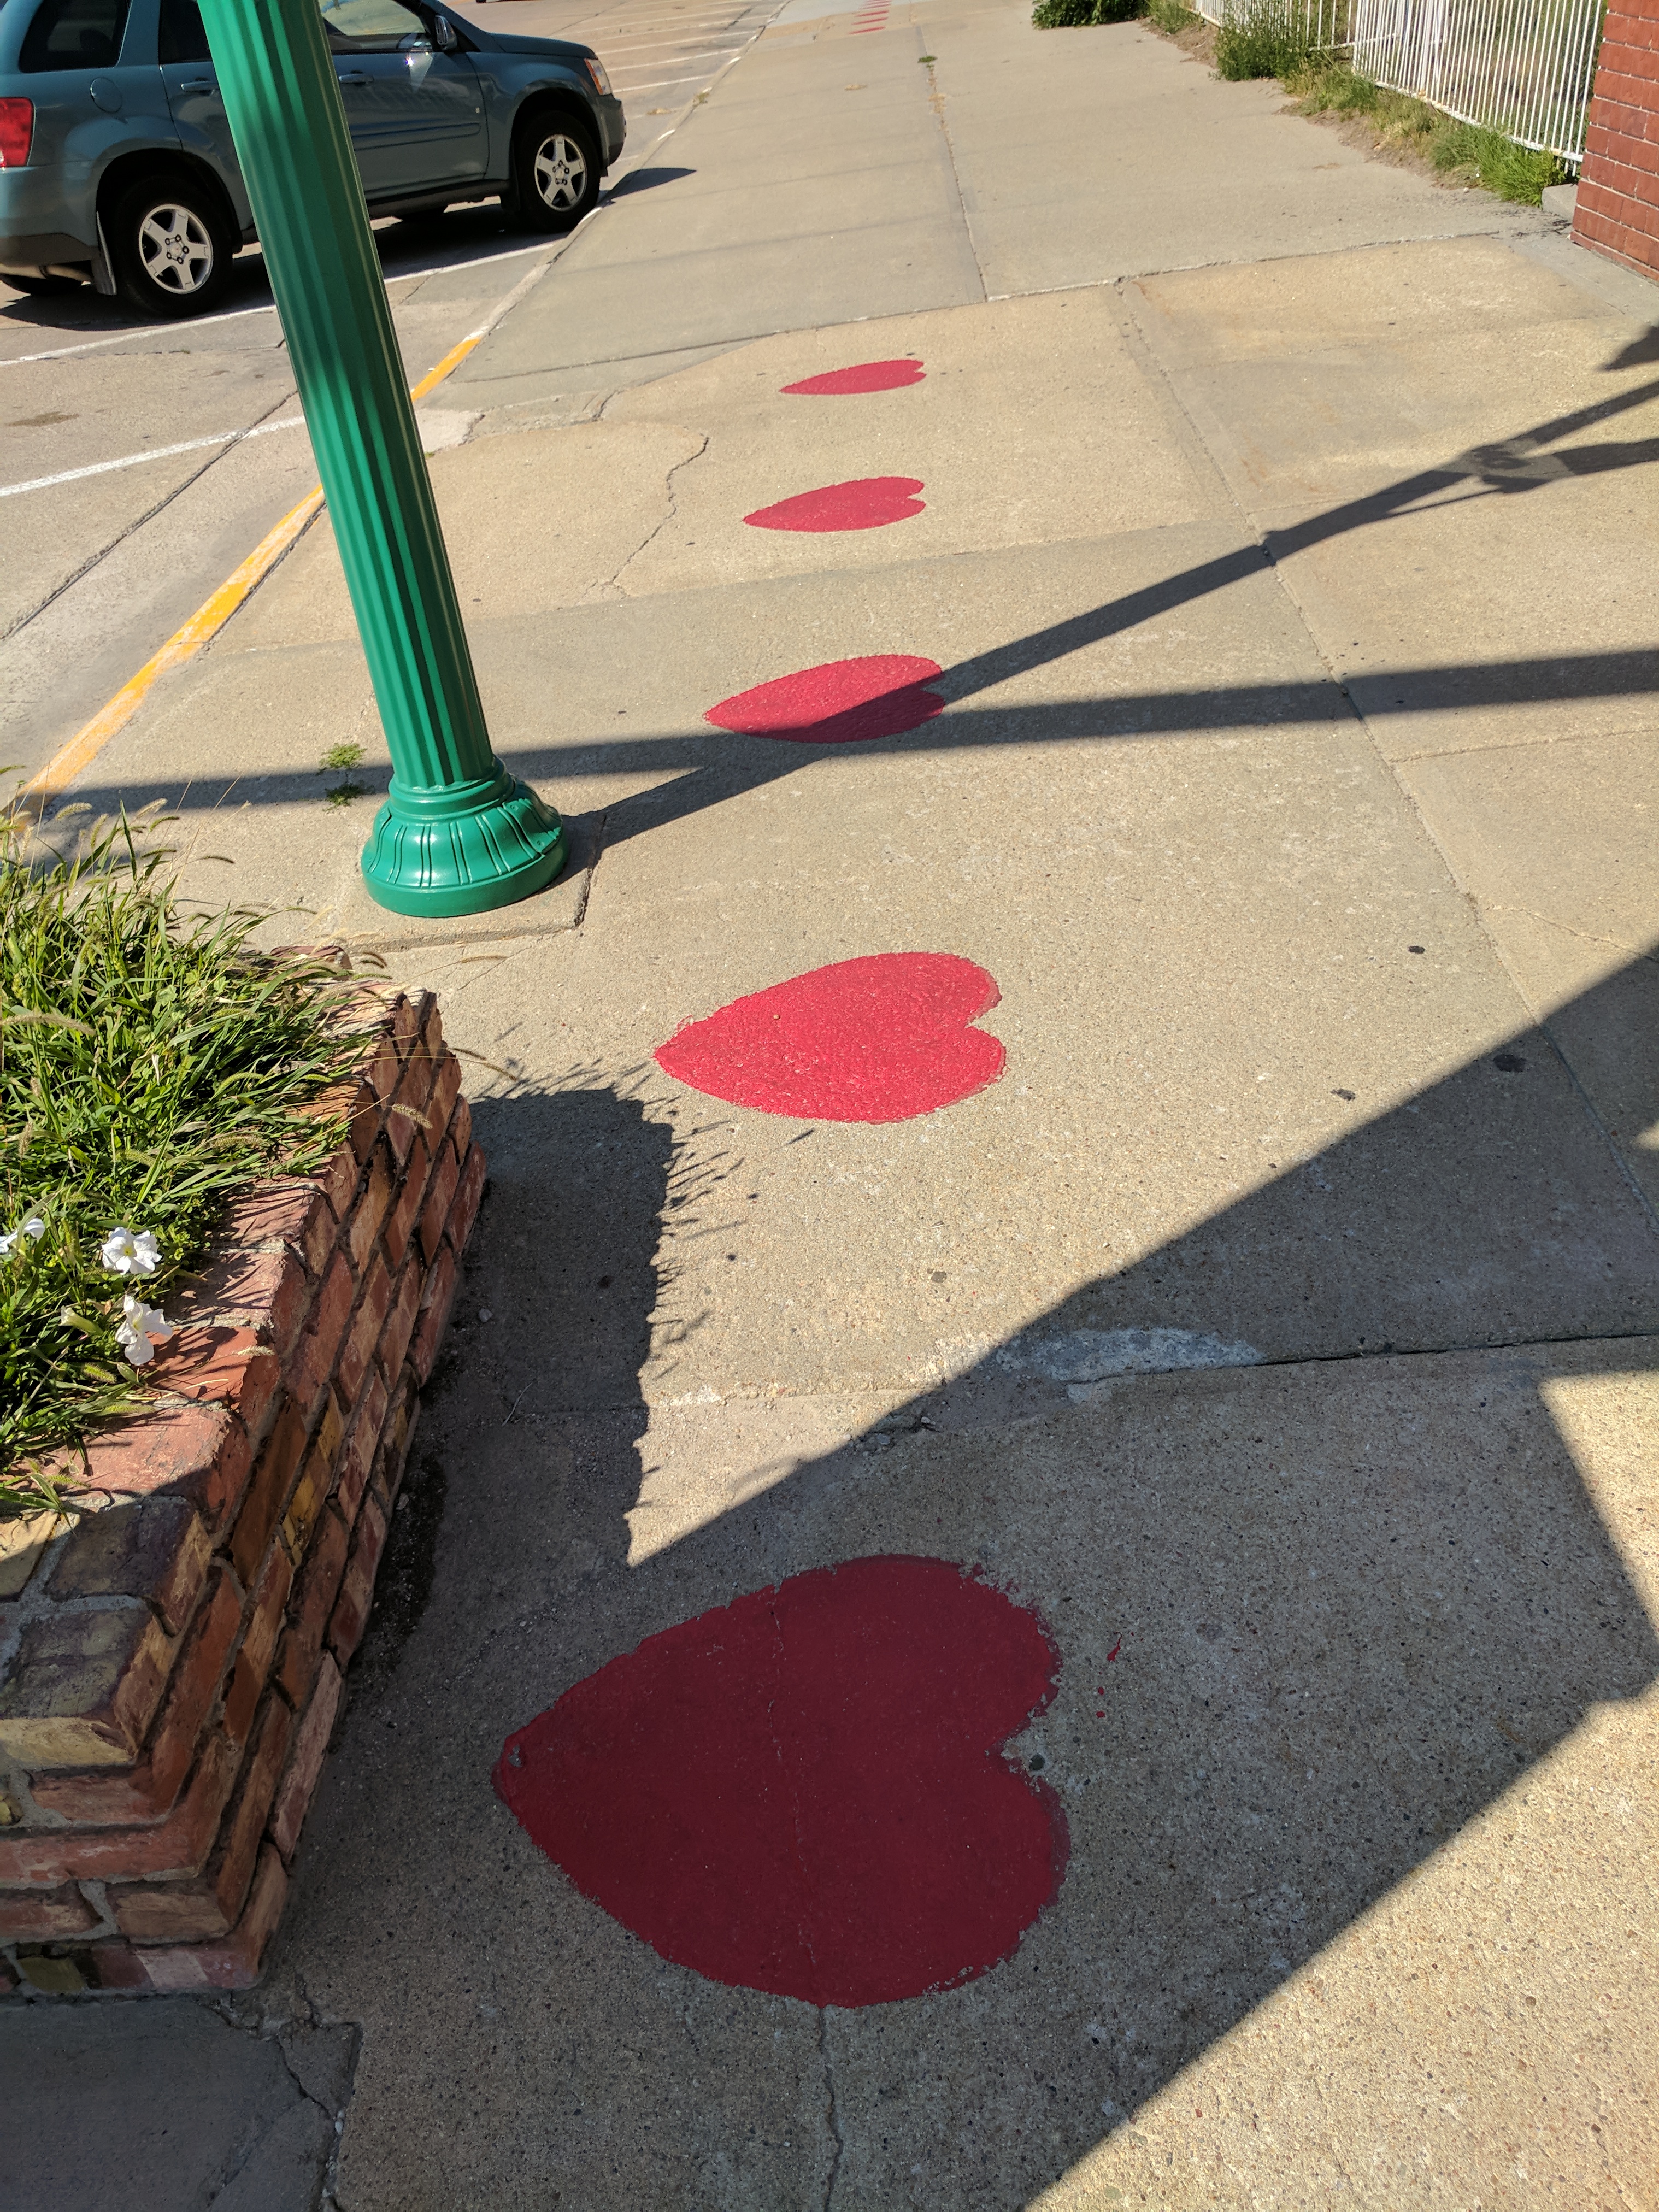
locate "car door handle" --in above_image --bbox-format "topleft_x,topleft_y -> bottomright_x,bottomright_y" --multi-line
178,77 -> 215,90
336,70 -> 369,85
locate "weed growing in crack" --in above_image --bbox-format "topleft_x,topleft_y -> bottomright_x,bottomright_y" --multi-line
320,740 -> 367,808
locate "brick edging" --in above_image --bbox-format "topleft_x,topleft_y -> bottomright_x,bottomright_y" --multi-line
0,988 -> 481,1996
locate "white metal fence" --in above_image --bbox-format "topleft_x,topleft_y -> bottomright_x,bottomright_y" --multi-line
1189,0 -> 1349,45
1187,0 -> 1606,162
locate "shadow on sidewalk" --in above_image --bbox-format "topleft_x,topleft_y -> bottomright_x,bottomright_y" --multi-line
290,951 -> 1659,2206
47,363 -> 1659,848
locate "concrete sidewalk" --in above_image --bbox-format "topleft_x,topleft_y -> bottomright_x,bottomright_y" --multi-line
10,3 -> 1659,2206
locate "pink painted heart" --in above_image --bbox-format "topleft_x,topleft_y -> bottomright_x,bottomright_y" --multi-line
744,477 -> 925,532
654,952 -> 1004,1121
781,360 -> 926,396
705,654 -> 944,744
493,1556 -> 1068,2008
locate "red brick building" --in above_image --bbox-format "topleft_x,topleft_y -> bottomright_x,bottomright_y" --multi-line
1574,0 -> 1659,279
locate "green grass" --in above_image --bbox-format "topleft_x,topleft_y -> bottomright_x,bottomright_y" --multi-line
1146,0 -> 1199,28
0,802 -> 356,1517
1032,0 -> 1145,26
1285,55 -> 1567,202
320,738 -> 367,808
1216,2 -> 1316,79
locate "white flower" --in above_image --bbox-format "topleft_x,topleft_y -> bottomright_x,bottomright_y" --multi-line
101,1226 -> 161,1277
115,1293 -> 173,1368
0,1215 -> 45,1258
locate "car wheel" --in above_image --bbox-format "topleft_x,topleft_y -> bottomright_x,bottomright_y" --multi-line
511,111 -> 601,232
105,173 -> 235,320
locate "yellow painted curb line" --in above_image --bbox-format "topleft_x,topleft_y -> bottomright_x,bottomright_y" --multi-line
24,327 -> 486,810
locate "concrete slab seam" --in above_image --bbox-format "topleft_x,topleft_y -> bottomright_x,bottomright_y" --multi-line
913,46 -> 988,299
0,380 -> 295,653
1120,276 -> 1659,1249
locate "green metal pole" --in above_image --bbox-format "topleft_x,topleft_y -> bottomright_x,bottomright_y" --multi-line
197,0 -> 566,917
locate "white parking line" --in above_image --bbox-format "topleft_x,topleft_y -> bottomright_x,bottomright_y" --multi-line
1,415 -> 305,498
602,36 -> 752,54
0,236 -> 574,370
0,298 -> 281,369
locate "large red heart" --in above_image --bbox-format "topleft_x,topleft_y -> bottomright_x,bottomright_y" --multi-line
744,477 -> 926,532
780,360 -> 926,395
493,1556 -> 1068,2008
654,952 -> 1004,1121
705,654 -> 944,744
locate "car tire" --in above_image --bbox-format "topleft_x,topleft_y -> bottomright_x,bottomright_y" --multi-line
510,110 -> 601,233
105,172 -> 236,320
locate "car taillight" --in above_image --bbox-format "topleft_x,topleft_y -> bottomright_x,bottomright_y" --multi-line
0,98 -> 34,168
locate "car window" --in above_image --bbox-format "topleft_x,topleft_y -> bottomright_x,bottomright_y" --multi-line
318,0 -> 429,51
17,0 -> 133,70
157,0 -> 208,64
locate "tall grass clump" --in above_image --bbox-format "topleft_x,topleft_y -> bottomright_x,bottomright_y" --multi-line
1033,0 -> 1145,25
1146,0 -> 1200,27
1286,55 -> 1568,202
1432,120 -> 1564,202
1216,1 -> 1316,78
0,802 -> 355,1517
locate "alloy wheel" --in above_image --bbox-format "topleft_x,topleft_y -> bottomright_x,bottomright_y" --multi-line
137,203 -> 215,296
532,133 -> 588,213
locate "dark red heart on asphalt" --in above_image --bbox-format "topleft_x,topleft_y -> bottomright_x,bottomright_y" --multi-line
654,952 -> 1005,1121
705,654 -> 944,743
744,477 -> 926,532
781,360 -> 926,395
493,1556 -> 1068,2008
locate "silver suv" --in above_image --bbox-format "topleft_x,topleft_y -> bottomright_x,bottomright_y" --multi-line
0,0 -> 625,316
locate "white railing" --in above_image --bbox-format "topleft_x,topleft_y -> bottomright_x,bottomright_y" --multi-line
1190,0 -> 1350,44
1349,0 -> 1604,160
1187,0 -> 1605,162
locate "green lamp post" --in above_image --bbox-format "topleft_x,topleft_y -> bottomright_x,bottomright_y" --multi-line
197,0 -> 566,917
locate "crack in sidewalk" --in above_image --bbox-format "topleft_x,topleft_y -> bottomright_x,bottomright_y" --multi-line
595,431 -> 710,596
817,2007 -> 845,2210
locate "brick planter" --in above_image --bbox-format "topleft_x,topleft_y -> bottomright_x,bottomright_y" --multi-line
0,989 -> 480,1996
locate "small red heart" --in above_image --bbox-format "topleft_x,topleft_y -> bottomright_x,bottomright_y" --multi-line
494,1556 -> 1068,2007
744,477 -> 926,532
655,952 -> 1004,1121
705,654 -> 944,744
780,360 -> 926,396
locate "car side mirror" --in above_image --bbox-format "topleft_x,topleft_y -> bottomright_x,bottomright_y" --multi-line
432,14 -> 457,48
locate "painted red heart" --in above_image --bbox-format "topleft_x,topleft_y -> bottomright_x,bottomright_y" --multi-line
781,360 -> 926,396
494,1556 -> 1068,2008
654,952 -> 1004,1121
744,477 -> 925,532
705,654 -> 944,744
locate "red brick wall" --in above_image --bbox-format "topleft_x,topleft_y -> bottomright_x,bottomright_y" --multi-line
0,988 -> 481,1996
1574,0 -> 1659,278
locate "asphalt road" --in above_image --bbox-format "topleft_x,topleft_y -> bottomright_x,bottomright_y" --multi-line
0,0 -> 777,786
